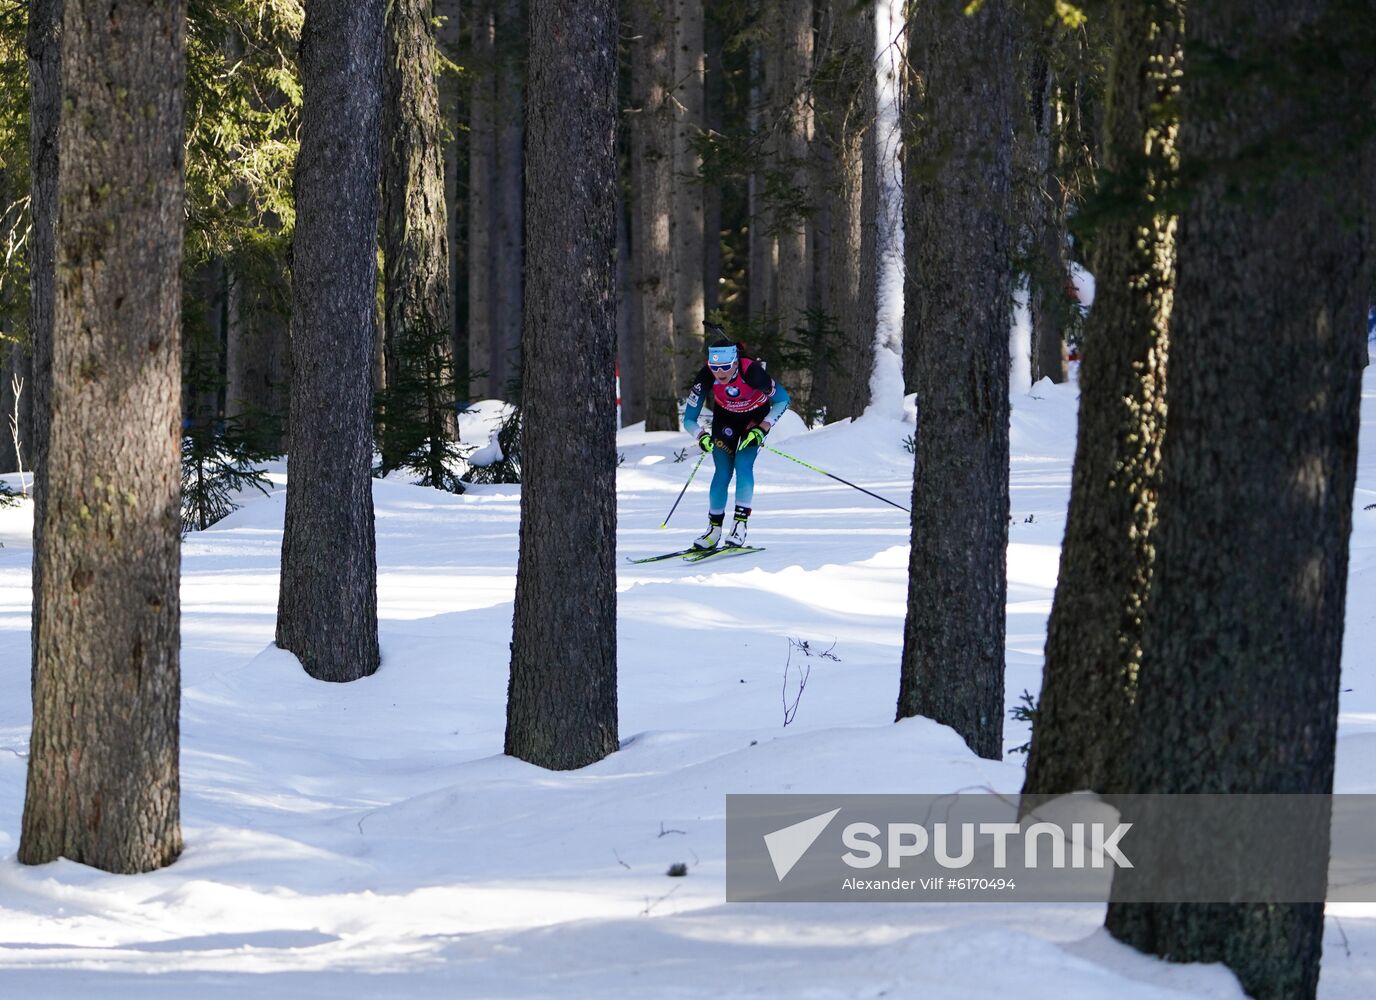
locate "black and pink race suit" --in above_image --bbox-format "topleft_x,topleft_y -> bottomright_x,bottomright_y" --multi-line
683,357 -> 789,455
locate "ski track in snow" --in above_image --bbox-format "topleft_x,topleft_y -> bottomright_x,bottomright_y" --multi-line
0,380 -> 1373,998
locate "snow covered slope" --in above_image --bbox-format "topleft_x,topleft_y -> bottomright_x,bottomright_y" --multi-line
0,371 -> 1372,997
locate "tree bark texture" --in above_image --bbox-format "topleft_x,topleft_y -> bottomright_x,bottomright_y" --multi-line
1026,47 -> 1069,385
632,0 -> 680,431
384,0 -> 457,463
276,0 -> 382,683
26,0 -> 62,690
897,0 -> 1015,761
672,0 -> 705,384
489,0 -> 525,398
20,0 -> 186,873
466,0 -> 495,399
816,0 -> 877,421
1103,3 -> 1373,997
747,1 -> 776,327
506,0 -> 619,770
225,261 -> 290,451
437,0 -> 464,374
462,0 -> 522,402
772,0 -> 813,356
702,8 -> 724,319
183,261 -> 226,429
809,106 -> 833,411
1022,0 -> 1181,801
620,4 -> 646,427
616,186 -> 645,425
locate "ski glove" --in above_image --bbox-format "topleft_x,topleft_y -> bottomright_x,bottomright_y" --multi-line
741,426 -> 768,450
697,430 -> 715,454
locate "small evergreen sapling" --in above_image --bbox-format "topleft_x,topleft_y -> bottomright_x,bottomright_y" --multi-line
1008,690 -> 1039,759
181,413 -> 275,532
180,323 -> 277,532
376,319 -> 466,492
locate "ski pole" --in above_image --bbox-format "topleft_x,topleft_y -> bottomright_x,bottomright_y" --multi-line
763,444 -> 910,513
661,451 -> 706,527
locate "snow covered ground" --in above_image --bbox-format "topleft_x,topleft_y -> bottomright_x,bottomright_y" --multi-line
0,371 -> 1373,998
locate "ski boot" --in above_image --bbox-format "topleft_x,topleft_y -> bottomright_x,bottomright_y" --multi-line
724,505 -> 751,547
693,512 -> 725,549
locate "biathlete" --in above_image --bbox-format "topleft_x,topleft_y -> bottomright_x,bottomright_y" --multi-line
682,339 -> 791,549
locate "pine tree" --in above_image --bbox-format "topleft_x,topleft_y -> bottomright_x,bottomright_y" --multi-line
1017,24 -> 1074,387
437,0 -> 464,375
814,0 -> 878,420
769,0 -> 813,379
1103,3 -> 1374,996
224,253 -> 290,453
382,0 -> 458,477
1022,0 -> 1181,801
466,0 -> 496,399
21,0 -> 186,873
490,0 -> 525,399
896,0 -> 1016,761
747,0 -> 776,326
276,0 -> 383,683
630,0 -> 680,431
673,0 -> 706,384
506,0 -> 619,770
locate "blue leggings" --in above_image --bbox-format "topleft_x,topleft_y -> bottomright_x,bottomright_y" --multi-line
709,444 -> 759,514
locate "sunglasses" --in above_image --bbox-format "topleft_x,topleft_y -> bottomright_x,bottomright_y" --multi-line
709,362 -> 735,373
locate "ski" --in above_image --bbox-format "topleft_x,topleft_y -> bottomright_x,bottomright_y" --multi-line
681,545 -> 765,564
629,545 -> 766,565
628,547 -> 703,564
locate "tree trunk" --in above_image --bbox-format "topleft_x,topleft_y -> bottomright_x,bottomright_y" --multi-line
466,0 -> 495,399
616,186 -> 645,425
26,0 -> 62,686
620,4 -> 646,427
896,0 -> 1015,761
747,0 -> 775,327
673,0 -> 705,383
633,0 -> 680,431
490,0 -> 525,399
816,0 -> 877,421
1021,0 -> 1180,802
1026,46 -> 1068,385
809,98 -> 833,412
437,0 -> 465,385
276,0 -> 383,683
1103,3 -> 1372,996
225,260 -> 290,451
183,261 -> 226,430
384,0 -> 457,470
20,0 -> 186,873
773,0 -> 812,365
507,0 -> 619,770
702,6 -> 724,319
